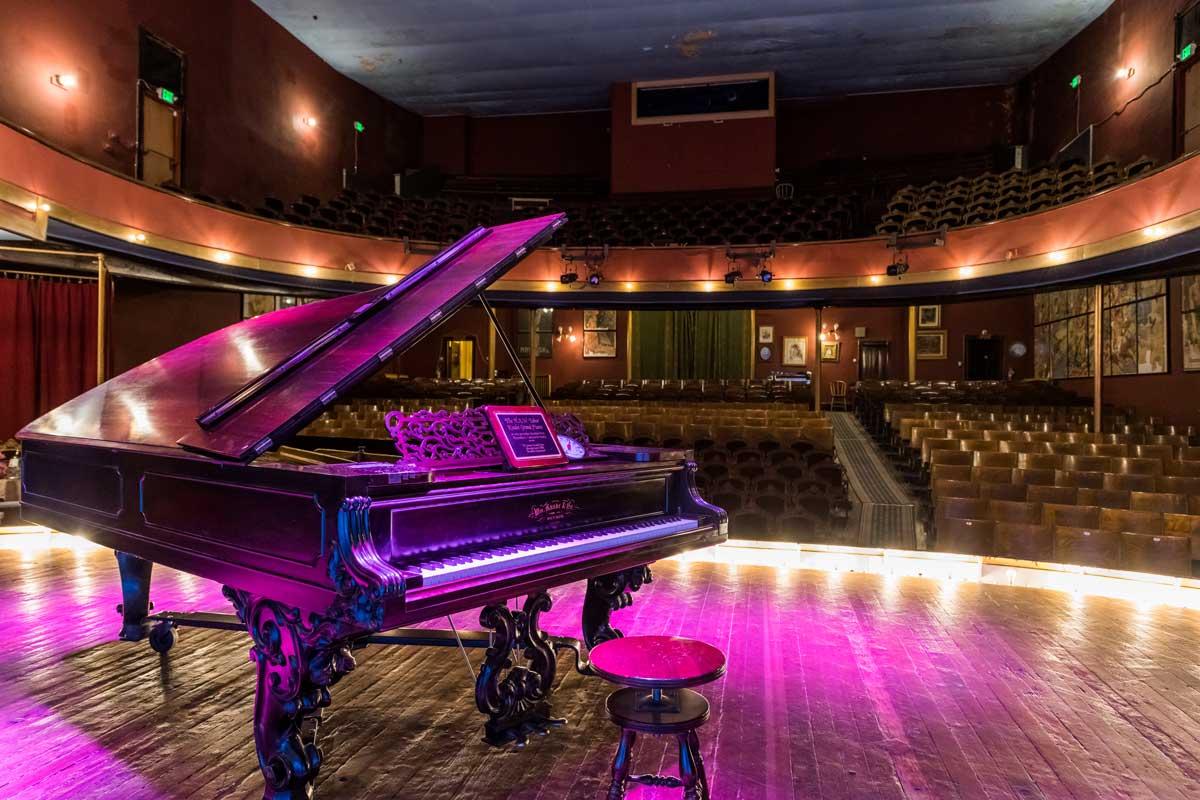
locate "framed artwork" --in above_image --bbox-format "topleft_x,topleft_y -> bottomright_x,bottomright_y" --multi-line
1182,275 -> 1200,371
915,330 -> 947,359
782,336 -> 807,366
820,341 -> 841,362
1034,286 -> 1095,379
583,329 -> 617,358
758,345 -> 773,362
583,309 -> 618,331
758,325 -> 774,344
917,304 -> 941,328
242,293 -> 277,319
1100,279 -> 1167,376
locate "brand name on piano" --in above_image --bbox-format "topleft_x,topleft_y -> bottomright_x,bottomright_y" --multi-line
528,498 -> 579,523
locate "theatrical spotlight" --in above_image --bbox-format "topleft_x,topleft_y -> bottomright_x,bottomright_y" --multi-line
587,270 -> 604,287
885,259 -> 909,278
724,269 -> 743,285
758,268 -> 774,284
560,271 -> 578,285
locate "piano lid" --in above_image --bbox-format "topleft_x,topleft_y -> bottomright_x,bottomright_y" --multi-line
19,214 -> 565,461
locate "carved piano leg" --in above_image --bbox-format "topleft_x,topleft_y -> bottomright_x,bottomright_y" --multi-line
115,551 -> 153,642
476,590 -> 565,747
582,566 -> 652,649
224,587 -> 361,800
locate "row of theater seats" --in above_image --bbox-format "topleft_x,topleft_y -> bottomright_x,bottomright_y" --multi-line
301,397 -> 477,440
874,399 -> 1200,577
165,183 -> 857,246
552,379 -> 812,404
876,156 -> 1155,235
855,380 -> 1088,431
552,401 -> 849,542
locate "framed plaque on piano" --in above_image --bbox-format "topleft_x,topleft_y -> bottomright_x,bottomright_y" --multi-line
484,406 -> 568,469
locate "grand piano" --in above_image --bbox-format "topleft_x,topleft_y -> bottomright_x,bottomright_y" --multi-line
17,214 -> 726,799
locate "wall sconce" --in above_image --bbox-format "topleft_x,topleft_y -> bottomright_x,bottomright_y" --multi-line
819,322 -> 841,342
50,73 -> 77,90
556,325 -> 576,343
302,115 -> 318,128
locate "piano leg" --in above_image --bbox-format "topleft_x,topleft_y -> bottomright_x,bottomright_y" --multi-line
476,590 -> 565,747
582,566 -> 653,650
115,551 -> 153,642
224,587 -> 361,800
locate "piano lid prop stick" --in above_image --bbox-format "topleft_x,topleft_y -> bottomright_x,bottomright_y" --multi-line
479,294 -> 545,410
446,615 -> 477,683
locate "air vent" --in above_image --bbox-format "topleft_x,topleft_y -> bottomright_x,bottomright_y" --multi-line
632,72 -> 774,126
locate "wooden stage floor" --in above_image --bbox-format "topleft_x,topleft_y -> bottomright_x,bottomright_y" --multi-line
4,535 -> 1200,799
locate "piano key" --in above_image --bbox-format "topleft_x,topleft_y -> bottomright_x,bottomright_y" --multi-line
413,515 -> 700,589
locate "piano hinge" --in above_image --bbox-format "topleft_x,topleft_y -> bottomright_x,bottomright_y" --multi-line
515,246 -> 527,257
377,346 -> 394,362
252,437 -> 273,455
429,309 -> 444,323
320,389 -> 338,405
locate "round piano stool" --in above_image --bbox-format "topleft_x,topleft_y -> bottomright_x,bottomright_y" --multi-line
590,635 -> 726,800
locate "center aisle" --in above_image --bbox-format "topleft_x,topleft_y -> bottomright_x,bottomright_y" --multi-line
829,411 -> 919,548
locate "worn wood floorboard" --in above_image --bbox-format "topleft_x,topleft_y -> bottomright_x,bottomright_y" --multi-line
4,538 -> 1200,799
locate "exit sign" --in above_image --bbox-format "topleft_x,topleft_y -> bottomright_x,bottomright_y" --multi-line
156,87 -> 177,105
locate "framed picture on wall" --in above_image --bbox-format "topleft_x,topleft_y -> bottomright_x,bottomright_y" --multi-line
242,293 -> 277,319
1183,275 -> 1200,371
782,336 -> 807,366
758,325 -> 774,344
820,341 -> 840,362
915,330 -> 947,359
583,329 -> 617,358
917,304 -> 941,328
758,345 -> 773,362
583,309 -> 618,331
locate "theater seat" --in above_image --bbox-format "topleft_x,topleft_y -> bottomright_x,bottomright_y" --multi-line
1054,527 -> 1120,569
937,518 -> 994,556
1119,532 -> 1191,576
994,522 -> 1053,561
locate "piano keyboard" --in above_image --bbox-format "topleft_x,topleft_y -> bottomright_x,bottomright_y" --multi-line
410,515 -> 700,589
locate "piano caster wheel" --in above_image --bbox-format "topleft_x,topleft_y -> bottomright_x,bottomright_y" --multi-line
148,621 -> 177,654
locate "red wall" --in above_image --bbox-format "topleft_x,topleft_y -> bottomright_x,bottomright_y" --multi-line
777,87 -> 1017,172
0,0 -> 421,206
609,83 -> 776,195
1024,0 -> 1187,167
110,279 -> 241,375
919,297 -> 1036,381
422,112 -> 609,178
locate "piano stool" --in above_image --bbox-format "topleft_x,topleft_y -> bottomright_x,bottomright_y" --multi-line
589,635 -> 726,800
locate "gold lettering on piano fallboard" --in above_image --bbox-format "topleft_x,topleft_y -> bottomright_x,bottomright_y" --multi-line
528,498 -> 579,524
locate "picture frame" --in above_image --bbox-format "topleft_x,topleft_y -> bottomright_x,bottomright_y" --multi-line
917,304 -> 941,328
242,293 -> 277,319
915,330 -> 947,360
583,329 -> 617,358
758,325 -> 774,344
1182,275 -> 1200,371
583,309 -> 618,331
758,344 -> 773,362
781,336 -> 807,366
820,341 -> 840,362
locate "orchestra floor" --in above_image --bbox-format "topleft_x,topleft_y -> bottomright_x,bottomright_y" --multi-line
5,536 -> 1200,800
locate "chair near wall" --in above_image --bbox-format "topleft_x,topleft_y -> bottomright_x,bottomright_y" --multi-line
829,381 -> 849,411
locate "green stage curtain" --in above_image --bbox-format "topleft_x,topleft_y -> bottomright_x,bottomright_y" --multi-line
632,310 -> 750,380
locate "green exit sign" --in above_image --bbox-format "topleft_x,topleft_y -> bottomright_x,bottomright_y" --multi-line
354,120 -> 365,133
156,87 -> 177,105
1182,42 -> 1197,62
1069,74 -> 1082,89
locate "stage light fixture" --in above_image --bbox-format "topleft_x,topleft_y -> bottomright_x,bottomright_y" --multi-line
560,271 -> 578,285
724,269 -> 743,285
587,271 -> 603,287
885,260 -> 909,278
50,73 -> 77,90
758,268 -> 773,284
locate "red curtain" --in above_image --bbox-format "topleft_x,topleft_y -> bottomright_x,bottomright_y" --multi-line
0,277 -> 98,440
0,279 -> 37,441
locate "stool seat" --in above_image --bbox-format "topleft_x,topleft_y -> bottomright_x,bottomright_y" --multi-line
590,635 -> 726,688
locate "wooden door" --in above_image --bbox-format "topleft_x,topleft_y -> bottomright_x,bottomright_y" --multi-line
858,340 -> 889,379
140,92 -> 181,186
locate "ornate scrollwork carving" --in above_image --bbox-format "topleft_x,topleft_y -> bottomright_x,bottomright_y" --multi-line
225,586 -> 371,800
582,566 -> 653,650
475,591 -> 565,747
328,496 -> 403,630
383,408 -> 500,466
551,412 -> 590,445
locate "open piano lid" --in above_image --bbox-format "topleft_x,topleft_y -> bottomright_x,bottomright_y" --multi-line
19,214 -> 565,461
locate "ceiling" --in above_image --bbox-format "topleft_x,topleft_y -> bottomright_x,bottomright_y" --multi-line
252,1 -> 1112,116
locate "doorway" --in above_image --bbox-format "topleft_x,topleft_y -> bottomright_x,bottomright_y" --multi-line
858,340 -> 890,380
442,337 -> 476,380
137,30 -> 185,186
964,335 -> 1005,380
